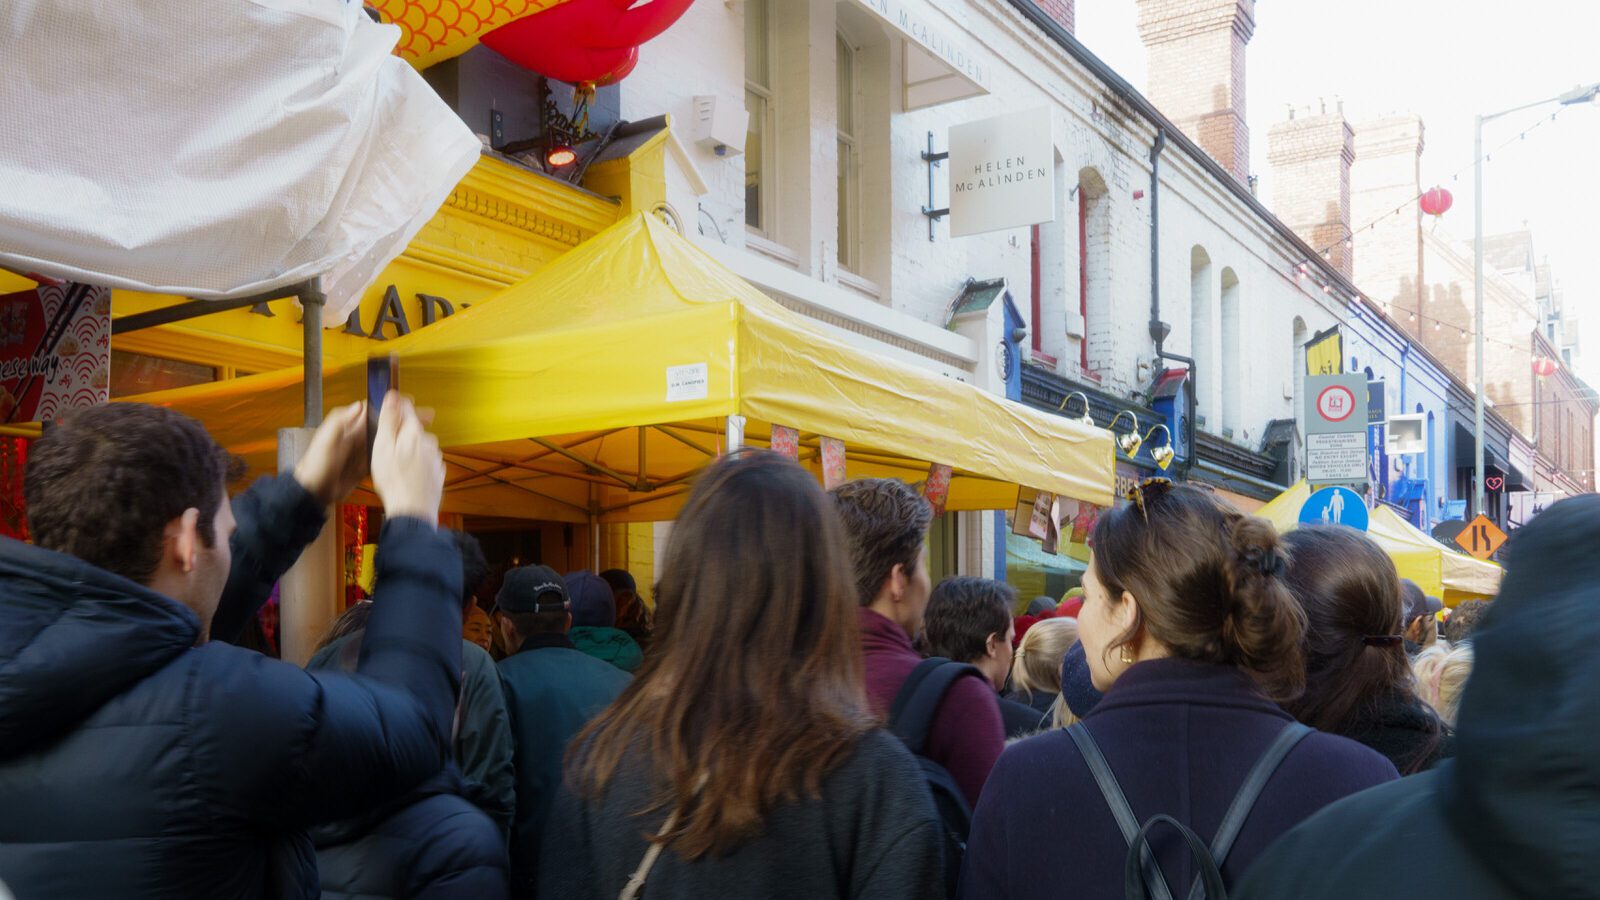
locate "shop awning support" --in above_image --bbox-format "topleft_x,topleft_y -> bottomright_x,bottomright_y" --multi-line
301,278 -> 325,428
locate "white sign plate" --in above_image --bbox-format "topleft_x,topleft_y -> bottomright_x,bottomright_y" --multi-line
1306,432 -> 1368,483
947,109 -> 1054,238
665,363 -> 709,402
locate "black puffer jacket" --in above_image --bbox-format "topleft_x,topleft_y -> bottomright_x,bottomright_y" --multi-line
1236,493 -> 1600,900
0,476 -> 463,900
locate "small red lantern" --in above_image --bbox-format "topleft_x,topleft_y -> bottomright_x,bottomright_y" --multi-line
1420,187 -> 1454,218
1532,357 -> 1559,381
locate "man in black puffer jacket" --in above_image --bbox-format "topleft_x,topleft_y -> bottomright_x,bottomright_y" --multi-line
0,396 -> 460,899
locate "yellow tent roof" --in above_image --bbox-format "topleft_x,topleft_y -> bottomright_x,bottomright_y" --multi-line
130,213 -> 1114,521
1252,481 -> 1500,602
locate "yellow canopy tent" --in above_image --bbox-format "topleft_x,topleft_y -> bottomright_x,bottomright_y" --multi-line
1254,481 -> 1500,603
128,213 -> 1114,522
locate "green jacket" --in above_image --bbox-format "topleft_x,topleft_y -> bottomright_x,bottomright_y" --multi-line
567,625 -> 643,673
498,634 -> 630,898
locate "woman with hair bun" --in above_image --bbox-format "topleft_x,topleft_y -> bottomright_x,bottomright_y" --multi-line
961,481 -> 1398,899
1280,526 -> 1452,774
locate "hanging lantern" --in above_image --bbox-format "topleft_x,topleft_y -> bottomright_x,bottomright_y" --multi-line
1532,356 -> 1559,381
1420,187 -> 1454,218
480,0 -> 692,85
1058,391 -> 1096,430
1145,425 -> 1176,470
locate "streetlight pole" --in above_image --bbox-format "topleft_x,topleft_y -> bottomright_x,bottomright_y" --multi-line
1472,81 -> 1599,518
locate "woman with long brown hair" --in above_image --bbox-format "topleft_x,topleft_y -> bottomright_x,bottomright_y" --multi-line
1280,526 -> 1451,774
537,452 -> 943,899
962,482 -> 1397,899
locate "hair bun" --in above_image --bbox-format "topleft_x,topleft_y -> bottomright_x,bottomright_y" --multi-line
1229,516 -> 1288,580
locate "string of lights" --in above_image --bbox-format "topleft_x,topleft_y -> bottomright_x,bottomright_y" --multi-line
1299,103 -> 1571,264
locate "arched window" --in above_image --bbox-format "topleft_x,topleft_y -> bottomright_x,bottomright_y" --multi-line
1220,267 -> 1241,437
1190,246 -> 1216,428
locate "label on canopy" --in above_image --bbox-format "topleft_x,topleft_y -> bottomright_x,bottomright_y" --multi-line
770,425 -> 800,460
923,463 -> 953,517
820,437 -> 847,490
665,363 -> 709,402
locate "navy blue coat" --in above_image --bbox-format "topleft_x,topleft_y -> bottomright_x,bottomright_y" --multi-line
0,476 -> 463,899
961,658 -> 1398,899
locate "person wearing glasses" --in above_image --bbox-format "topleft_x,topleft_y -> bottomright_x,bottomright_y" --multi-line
960,480 -> 1397,899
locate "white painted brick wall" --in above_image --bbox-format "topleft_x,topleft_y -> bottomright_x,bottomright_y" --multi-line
632,0 -> 1361,454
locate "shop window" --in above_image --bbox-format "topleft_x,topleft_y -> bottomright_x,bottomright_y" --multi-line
1190,245 -> 1215,428
835,32 -> 859,272
1220,267 -> 1241,436
110,350 -> 217,398
744,0 -> 774,235
1077,167 -> 1110,378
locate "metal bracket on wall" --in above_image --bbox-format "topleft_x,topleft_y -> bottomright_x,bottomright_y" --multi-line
920,130 -> 949,242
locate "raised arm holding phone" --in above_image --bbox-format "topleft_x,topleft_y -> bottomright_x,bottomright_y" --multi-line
0,393 -> 464,900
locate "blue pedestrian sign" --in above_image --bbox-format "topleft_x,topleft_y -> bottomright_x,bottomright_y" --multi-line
1299,486 -> 1368,531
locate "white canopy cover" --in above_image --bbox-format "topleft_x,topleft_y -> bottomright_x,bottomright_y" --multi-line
0,0 -> 478,322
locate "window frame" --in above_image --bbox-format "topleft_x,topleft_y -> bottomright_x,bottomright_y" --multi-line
744,0 -> 777,238
834,31 -> 861,273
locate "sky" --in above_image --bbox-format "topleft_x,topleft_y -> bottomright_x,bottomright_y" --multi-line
1075,0 -> 1600,393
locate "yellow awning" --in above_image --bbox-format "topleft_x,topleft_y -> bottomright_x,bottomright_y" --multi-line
129,213 -> 1114,521
1254,481 -> 1500,603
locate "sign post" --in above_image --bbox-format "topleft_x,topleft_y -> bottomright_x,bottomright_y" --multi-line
1304,374 -> 1369,487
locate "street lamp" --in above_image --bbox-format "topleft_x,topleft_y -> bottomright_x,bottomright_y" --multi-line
1472,81 -> 1599,517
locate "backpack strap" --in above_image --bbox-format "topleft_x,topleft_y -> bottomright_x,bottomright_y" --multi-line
1067,724 -> 1174,900
1127,816 -> 1225,900
1182,721 -> 1312,900
888,657 -> 981,756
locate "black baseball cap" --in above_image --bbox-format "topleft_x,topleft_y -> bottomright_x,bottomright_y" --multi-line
497,565 -> 569,614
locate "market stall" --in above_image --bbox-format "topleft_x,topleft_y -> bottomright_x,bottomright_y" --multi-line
130,213 -> 1116,523
1255,482 -> 1501,604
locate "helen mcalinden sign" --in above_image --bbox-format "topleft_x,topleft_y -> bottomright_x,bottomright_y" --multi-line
947,108 -> 1055,238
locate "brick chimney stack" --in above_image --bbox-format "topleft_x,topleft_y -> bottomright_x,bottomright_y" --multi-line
1034,0 -> 1075,34
1136,0 -> 1256,184
1350,115 -> 1425,330
1267,101 -> 1355,278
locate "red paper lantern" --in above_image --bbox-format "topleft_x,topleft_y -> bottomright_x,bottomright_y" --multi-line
480,0 -> 692,85
1420,187 -> 1454,218
1532,357 -> 1559,379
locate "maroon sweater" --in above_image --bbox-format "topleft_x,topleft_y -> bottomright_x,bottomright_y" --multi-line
858,607 -> 1005,807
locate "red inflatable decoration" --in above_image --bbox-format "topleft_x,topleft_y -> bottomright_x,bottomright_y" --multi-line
481,0 -> 694,85
1420,186 -> 1453,218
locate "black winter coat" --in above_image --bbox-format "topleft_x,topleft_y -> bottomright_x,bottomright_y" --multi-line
0,476 -> 464,900
1235,494 -> 1600,900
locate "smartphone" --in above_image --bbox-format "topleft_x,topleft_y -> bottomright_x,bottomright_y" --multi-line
366,353 -> 399,461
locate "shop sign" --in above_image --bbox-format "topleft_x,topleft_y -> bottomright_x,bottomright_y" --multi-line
337,285 -> 464,341
855,0 -> 990,109
0,283 -> 110,424
1304,374 -> 1368,486
947,109 -> 1054,238
1305,327 -> 1343,376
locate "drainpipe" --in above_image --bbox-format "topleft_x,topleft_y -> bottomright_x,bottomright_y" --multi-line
1144,129 -> 1196,480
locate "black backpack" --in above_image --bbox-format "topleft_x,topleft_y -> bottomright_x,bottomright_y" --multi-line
1067,719 -> 1312,900
887,657 -> 982,896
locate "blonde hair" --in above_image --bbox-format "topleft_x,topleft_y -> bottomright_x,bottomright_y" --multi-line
1011,618 -> 1080,730
1413,642 -> 1474,727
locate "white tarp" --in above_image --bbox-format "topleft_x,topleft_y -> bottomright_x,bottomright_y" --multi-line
0,0 -> 479,324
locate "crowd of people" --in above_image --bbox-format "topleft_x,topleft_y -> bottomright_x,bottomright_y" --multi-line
0,397 -> 1592,899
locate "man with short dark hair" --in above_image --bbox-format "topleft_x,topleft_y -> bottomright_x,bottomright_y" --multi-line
923,576 -> 1043,738
830,478 -> 1005,807
1443,598 -> 1492,644
495,565 -> 630,898
0,397 -> 462,898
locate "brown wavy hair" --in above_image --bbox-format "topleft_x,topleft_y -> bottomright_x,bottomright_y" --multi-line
1281,526 -> 1441,773
1090,483 -> 1307,702
566,451 -> 874,859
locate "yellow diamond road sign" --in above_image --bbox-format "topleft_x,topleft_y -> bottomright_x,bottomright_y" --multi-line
1454,514 -> 1507,560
